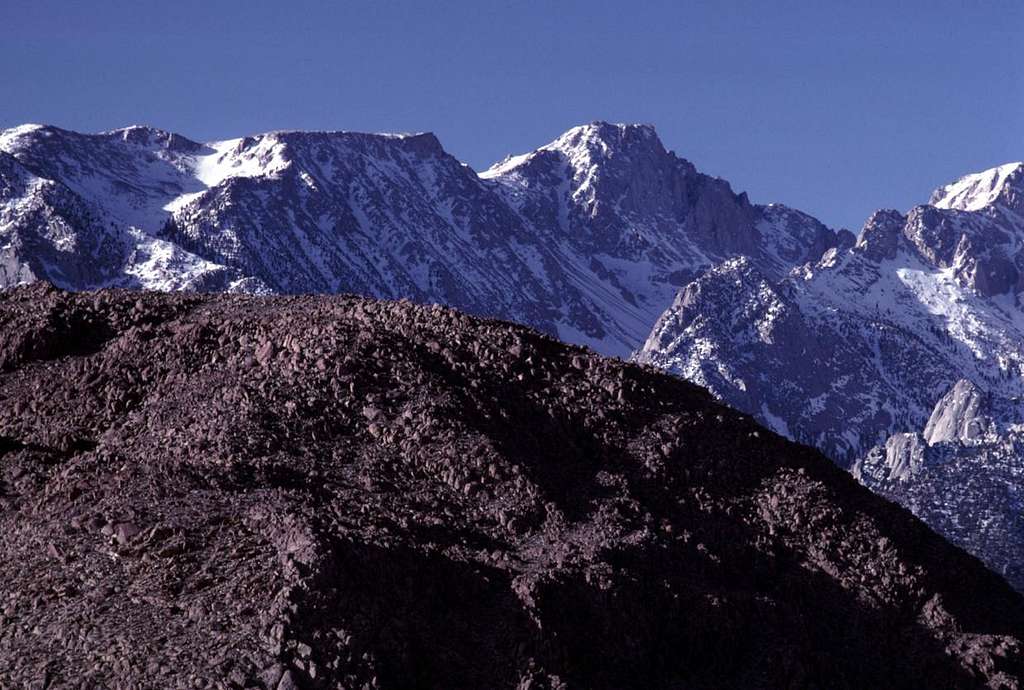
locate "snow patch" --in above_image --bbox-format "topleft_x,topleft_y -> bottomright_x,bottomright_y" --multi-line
932,162 -> 1024,212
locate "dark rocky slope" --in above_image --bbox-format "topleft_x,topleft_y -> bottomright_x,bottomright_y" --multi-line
1,284 -> 1023,689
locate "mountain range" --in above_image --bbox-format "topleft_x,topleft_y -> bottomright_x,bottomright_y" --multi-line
1,120 -> 1021,592
0,121 -> 845,356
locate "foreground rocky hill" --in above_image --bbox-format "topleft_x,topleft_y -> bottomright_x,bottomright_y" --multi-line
1,284 -> 1023,689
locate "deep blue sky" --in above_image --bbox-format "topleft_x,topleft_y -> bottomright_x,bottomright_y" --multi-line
2,0 -> 1021,230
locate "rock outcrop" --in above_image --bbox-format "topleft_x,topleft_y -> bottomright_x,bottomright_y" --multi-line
856,379 -> 1024,593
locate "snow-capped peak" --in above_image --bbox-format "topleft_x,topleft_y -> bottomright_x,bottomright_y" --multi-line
0,123 -> 46,146
0,123 -> 58,154
103,124 -> 178,140
547,121 -> 660,152
930,161 -> 1024,212
479,121 -> 663,179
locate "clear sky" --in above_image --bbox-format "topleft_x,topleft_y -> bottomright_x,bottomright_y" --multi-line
1,0 -> 1021,230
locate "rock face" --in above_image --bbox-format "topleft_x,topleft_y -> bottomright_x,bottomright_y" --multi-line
872,433 -> 928,482
0,121 -> 846,356
856,379 -> 1024,592
923,379 -> 993,446
2,284 -> 1024,689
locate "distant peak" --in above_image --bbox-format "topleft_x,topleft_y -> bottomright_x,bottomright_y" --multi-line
0,123 -> 64,150
547,121 -> 663,154
930,161 -> 1024,212
572,120 -> 659,137
0,123 -> 48,138
864,208 -> 906,225
103,124 -> 167,138
481,121 -> 667,180
103,125 -> 204,153
853,209 -> 907,261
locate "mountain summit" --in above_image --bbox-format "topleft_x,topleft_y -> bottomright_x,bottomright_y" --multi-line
930,161 -> 1024,214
